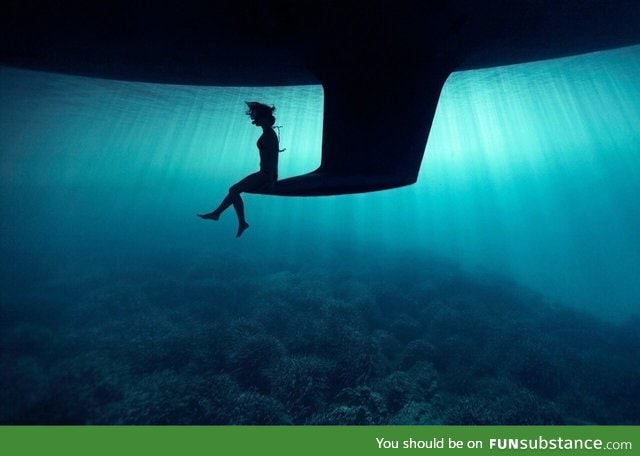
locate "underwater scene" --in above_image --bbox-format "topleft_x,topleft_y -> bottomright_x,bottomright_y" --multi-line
1,45 -> 639,425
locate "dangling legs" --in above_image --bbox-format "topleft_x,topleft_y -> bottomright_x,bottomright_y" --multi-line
199,172 -> 269,237
231,193 -> 250,237
198,188 -> 249,236
198,191 -> 234,221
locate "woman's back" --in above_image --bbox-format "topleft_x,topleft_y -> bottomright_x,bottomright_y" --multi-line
258,129 -> 279,180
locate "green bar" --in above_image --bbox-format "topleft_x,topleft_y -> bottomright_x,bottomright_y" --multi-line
1,426 -> 637,456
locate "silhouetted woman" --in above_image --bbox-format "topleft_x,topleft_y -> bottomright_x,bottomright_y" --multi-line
198,102 -> 279,237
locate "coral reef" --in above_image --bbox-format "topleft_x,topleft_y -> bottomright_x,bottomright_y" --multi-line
1,251 -> 638,424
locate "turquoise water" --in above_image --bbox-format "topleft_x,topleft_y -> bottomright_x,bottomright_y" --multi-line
1,45 -> 640,424
2,45 -> 638,321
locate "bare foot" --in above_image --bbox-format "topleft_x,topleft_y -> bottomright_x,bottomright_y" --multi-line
236,222 -> 250,237
198,212 -> 219,221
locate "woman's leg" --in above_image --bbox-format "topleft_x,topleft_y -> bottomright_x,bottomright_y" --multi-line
199,172 -> 268,236
207,190 -> 236,220
230,190 -> 249,237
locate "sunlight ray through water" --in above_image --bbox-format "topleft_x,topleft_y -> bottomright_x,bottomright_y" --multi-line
1,45 -> 639,321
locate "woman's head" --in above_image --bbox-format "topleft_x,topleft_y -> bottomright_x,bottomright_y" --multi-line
246,101 -> 276,127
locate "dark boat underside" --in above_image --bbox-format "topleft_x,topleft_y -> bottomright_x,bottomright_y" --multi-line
3,1 -> 639,195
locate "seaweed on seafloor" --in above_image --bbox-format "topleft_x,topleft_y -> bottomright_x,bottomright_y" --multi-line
2,251 -> 639,425
111,370 -> 238,425
230,391 -> 292,425
267,355 -> 333,423
308,386 -> 387,425
389,401 -> 440,425
439,378 -> 564,425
